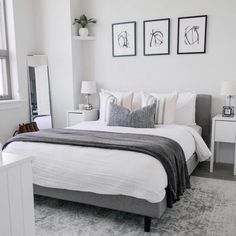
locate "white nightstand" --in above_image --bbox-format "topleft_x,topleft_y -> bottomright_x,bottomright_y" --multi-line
67,109 -> 98,126
210,114 -> 236,175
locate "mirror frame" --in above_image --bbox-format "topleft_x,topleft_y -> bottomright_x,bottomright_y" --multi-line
27,55 -> 53,128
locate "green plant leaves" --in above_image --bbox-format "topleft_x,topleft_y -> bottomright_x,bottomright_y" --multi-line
73,14 -> 96,28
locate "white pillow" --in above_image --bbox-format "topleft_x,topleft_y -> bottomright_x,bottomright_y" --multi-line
101,89 -> 133,111
150,92 -> 178,124
99,91 -> 117,122
132,91 -> 142,111
175,92 -> 196,125
141,91 -> 157,107
141,91 -> 160,124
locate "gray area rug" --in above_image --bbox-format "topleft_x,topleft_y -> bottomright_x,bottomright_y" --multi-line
35,176 -> 236,236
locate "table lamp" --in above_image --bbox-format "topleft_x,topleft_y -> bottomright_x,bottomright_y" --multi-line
81,81 -> 97,110
221,80 -> 236,117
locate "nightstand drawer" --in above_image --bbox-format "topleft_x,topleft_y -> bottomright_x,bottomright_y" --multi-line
67,109 -> 98,127
215,121 -> 236,143
68,113 -> 84,126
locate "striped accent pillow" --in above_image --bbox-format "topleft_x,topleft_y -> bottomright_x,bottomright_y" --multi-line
151,92 -> 178,124
141,91 -> 178,124
132,91 -> 142,111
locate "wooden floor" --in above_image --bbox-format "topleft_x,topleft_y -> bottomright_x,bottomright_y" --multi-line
192,162 -> 236,181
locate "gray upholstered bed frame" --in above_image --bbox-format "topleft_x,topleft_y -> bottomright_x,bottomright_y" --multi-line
34,94 -> 212,232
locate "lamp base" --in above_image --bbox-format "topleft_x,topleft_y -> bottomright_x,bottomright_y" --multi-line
83,104 -> 93,110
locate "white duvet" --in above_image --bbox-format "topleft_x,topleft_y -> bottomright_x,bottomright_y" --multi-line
4,121 -> 211,203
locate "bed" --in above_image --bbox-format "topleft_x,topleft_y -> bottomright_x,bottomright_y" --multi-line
3,94 -> 212,232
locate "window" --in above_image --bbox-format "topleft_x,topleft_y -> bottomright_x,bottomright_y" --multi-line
0,0 -> 10,100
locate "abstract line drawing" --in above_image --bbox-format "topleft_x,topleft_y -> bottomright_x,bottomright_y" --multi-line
144,18 -> 170,55
149,29 -> 164,47
112,21 -> 136,57
177,15 -> 207,54
118,31 -> 129,48
184,26 -> 200,45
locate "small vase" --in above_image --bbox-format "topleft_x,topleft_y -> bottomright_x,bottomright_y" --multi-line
79,27 -> 89,37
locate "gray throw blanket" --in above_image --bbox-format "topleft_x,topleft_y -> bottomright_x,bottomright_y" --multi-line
3,129 -> 190,207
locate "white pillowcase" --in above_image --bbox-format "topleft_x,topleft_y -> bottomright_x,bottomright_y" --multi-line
99,89 -> 195,125
141,91 -> 157,107
99,91 -> 117,122
175,92 -> 196,125
101,89 -> 133,111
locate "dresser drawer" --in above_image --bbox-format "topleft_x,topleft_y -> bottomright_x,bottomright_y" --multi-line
215,121 -> 236,143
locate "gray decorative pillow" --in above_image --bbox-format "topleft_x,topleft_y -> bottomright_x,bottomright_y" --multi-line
108,103 -> 156,128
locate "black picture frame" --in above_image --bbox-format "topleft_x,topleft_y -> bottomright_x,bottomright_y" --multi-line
222,106 -> 234,117
143,18 -> 170,56
112,21 -> 136,57
177,15 -> 207,54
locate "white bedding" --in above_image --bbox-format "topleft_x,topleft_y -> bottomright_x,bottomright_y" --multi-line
4,121 -> 211,203
188,124 -> 202,135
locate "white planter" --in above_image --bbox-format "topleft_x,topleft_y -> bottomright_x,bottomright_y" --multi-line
79,28 -> 89,37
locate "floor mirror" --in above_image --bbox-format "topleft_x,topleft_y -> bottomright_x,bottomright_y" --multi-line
27,55 -> 53,129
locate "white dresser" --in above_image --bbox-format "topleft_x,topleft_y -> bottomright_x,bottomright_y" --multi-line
0,153 -> 35,236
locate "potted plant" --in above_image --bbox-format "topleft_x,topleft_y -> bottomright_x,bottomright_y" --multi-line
73,14 -> 96,37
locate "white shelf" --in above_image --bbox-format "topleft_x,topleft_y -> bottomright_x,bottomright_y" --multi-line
73,36 -> 96,41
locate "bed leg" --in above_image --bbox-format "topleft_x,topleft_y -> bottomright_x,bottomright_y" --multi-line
144,216 -> 152,232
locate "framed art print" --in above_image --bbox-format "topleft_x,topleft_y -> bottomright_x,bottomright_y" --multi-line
222,106 -> 234,117
177,15 -> 207,54
143,18 -> 170,56
112,21 -> 136,57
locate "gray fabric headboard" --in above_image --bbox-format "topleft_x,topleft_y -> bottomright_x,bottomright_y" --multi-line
195,94 -> 212,147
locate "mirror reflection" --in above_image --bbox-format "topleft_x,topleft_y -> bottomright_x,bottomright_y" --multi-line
27,55 -> 52,129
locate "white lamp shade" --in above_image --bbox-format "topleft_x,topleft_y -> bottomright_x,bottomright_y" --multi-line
81,81 -> 97,94
221,81 -> 236,96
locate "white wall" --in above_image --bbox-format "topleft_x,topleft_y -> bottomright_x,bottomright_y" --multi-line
81,0 -> 236,163
1,0 -> 83,143
0,0 -> 35,143
34,0 -> 77,128
81,0 -> 236,113
70,0 -> 83,107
